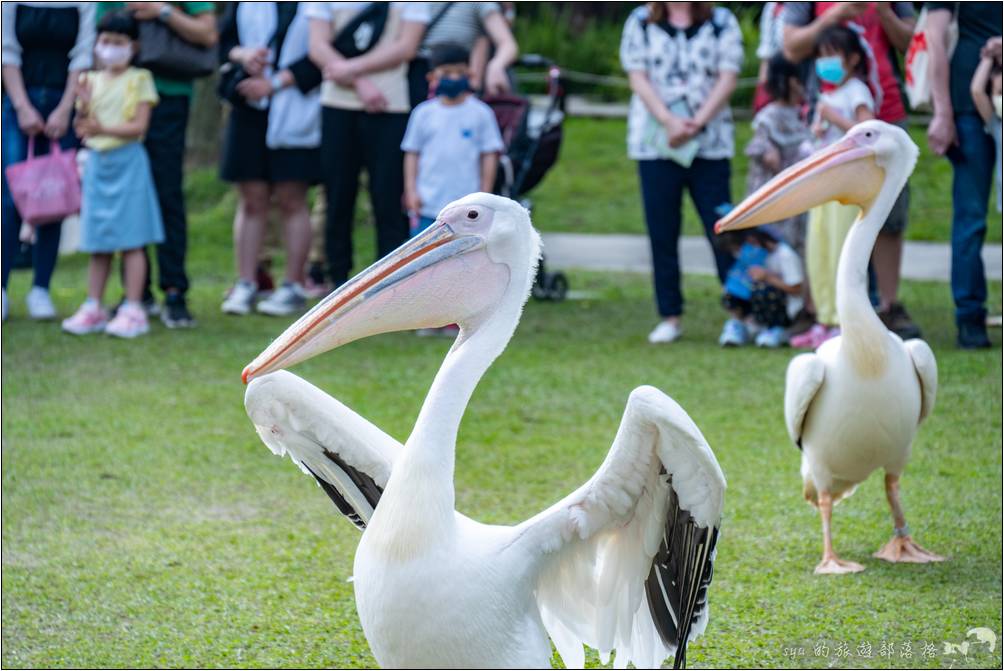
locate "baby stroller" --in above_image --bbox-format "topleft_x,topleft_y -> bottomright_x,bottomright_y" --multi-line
483,55 -> 568,301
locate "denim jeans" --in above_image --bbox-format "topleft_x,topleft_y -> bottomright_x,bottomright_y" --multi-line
638,157 -> 734,317
948,113 -> 994,326
1,87 -> 76,290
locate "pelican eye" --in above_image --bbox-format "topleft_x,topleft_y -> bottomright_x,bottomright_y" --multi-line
466,209 -> 479,221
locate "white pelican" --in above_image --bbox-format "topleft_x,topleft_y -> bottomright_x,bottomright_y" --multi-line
242,193 -> 726,668
715,120 -> 942,575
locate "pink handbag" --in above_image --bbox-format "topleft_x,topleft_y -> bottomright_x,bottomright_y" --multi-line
4,136 -> 81,225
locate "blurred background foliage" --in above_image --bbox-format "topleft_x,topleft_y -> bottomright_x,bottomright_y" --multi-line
510,2 -> 764,104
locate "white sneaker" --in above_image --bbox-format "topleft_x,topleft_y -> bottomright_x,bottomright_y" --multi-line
647,320 -> 682,344
222,280 -> 257,315
26,286 -> 56,320
2,289 -> 8,321
257,282 -> 307,316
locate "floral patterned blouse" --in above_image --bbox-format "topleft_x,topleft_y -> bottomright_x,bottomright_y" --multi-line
619,5 -> 744,161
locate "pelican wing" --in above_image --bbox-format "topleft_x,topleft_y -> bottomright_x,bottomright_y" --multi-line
511,386 -> 725,669
784,354 -> 826,449
244,370 -> 399,530
905,339 -> 937,422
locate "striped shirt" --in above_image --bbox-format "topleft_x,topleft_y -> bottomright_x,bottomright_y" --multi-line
419,2 -> 501,56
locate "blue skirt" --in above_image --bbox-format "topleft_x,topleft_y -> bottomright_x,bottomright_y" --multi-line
80,142 -> 164,253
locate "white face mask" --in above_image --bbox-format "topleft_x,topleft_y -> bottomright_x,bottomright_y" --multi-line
994,95 -> 1002,119
95,43 -> 132,68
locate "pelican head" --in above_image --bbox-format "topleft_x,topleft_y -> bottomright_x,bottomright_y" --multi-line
715,120 -> 918,234
242,193 -> 541,383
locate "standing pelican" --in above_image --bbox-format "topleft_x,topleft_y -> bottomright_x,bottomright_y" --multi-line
242,193 -> 726,668
716,120 -> 942,574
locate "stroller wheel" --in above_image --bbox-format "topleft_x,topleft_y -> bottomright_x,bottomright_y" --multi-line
544,272 -> 568,302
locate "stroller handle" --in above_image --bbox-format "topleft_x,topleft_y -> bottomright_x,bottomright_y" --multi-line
514,54 -> 562,100
516,54 -> 554,69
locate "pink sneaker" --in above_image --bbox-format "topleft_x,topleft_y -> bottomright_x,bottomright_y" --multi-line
790,323 -> 828,349
104,303 -> 149,338
62,302 -> 109,335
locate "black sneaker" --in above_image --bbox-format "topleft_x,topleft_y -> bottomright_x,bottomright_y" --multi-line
161,292 -> 195,329
878,302 -> 921,340
957,322 -> 991,349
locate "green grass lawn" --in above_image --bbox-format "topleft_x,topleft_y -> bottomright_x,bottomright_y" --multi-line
2,136 -> 1002,668
531,117 -> 1004,244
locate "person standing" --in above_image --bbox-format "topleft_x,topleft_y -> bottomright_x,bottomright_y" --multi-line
410,2 -> 518,105
96,1 -> 218,328
619,1 -> 744,344
307,2 -> 429,289
927,4 -> 1002,349
217,2 -> 322,317
1,1 -> 95,321
782,1 -> 921,340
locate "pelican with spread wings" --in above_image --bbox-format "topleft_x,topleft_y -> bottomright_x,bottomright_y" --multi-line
243,193 -> 726,668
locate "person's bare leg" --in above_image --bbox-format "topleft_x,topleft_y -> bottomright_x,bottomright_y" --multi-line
122,248 -> 148,302
815,490 -> 865,574
274,181 -> 311,285
874,473 -> 945,563
872,232 -> 903,311
88,253 -> 113,303
235,181 -> 271,284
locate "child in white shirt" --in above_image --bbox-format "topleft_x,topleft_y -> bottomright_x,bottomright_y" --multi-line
402,43 -> 504,234
718,227 -> 804,348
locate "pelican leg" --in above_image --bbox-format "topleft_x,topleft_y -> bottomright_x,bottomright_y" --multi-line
873,474 -> 945,563
814,490 -> 865,575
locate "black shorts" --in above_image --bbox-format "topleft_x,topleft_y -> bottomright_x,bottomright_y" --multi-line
219,106 -> 321,184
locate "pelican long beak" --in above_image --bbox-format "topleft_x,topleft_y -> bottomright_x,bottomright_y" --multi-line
242,221 -> 494,384
714,135 -> 884,234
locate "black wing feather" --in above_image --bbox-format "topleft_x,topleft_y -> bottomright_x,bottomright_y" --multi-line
301,448 -> 384,530
644,470 -> 720,669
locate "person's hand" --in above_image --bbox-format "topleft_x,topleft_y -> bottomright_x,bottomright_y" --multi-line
981,36 -> 1003,64
762,145 -> 782,173
355,77 -> 388,113
484,61 -> 510,95
816,102 -> 840,125
874,2 -> 895,18
74,114 -> 103,139
44,104 -> 71,139
663,116 -> 700,148
405,190 -> 422,214
75,75 -> 92,111
747,266 -> 767,282
238,46 -> 270,77
236,76 -> 273,102
927,113 -> 957,156
14,101 -> 44,135
826,2 -> 867,24
323,59 -> 357,86
126,2 -> 166,20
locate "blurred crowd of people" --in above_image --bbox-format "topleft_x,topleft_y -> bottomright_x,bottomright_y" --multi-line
1,2 -> 1000,350
622,1 -> 1001,350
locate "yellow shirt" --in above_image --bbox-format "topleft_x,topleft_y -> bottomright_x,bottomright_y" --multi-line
80,67 -> 159,151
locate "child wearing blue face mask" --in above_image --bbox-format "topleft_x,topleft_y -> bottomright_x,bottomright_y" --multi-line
792,25 -> 876,350
402,44 -> 504,236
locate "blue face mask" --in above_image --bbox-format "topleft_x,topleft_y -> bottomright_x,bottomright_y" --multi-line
436,75 -> 470,99
815,56 -> 845,85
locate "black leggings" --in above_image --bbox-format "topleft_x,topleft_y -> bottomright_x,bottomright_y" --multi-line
722,284 -> 790,328
321,107 -> 409,286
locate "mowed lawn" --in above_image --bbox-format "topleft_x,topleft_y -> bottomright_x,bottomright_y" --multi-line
2,118 -> 1002,668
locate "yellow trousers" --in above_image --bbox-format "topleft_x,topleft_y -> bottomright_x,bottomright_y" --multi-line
806,201 -> 858,326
